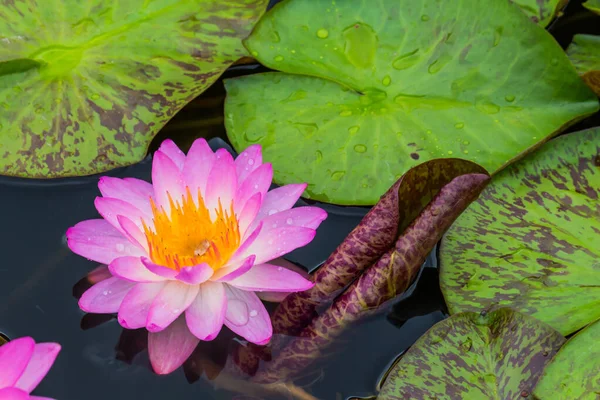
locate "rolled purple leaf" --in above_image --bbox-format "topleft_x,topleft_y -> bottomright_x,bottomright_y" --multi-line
252,171 -> 490,383
271,159 -> 488,337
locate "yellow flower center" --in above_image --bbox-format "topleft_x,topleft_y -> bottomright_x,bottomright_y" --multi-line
143,188 -> 240,271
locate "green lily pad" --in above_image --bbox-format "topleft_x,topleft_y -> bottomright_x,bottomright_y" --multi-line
377,309 -> 565,399
567,34 -> 600,96
512,0 -> 568,26
0,0 -> 267,178
224,0 -> 598,205
534,318 -> 600,399
583,0 -> 600,14
440,128 -> 600,336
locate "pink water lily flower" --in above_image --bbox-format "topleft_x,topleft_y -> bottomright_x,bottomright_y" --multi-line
67,139 -> 326,374
0,337 -> 61,400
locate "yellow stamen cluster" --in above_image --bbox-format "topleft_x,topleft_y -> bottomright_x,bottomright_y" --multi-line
143,188 -> 240,271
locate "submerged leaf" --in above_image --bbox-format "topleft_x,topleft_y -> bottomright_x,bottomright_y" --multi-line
0,0 -> 268,178
440,128 -> 600,335
225,0 -> 598,205
377,309 -> 565,399
252,163 -> 490,383
567,34 -> 600,96
533,318 -> 600,399
511,0 -> 568,26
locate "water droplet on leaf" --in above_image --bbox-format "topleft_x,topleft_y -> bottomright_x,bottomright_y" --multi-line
348,126 -> 360,134
353,144 -> 367,153
316,28 -> 329,39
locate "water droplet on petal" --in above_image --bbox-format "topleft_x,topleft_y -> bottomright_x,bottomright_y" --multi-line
268,209 -> 277,215
277,267 -> 283,271
172,308 -> 180,314
249,309 -> 258,317
248,159 -> 254,165
227,299 -> 249,326
102,290 -> 109,296
286,218 -> 293,225
116,243 -> 125,252
268,239 -> 274,245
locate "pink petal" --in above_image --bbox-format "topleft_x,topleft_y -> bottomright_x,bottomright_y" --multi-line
247,183 -> 307,233
148,316 -> 199,375
78,277 -> 135,314
223,286 -> 272,345
109,257 -> 165,283
182,138 -> 215,200
227,263 -> 314,292
98,176 -> 153,216
237,192 -> 262,237
146,282 -> 199,332
67,220 -> 143,265
14,343 -> 61,393
212,255 -> 255,282
118,282 -> 165,329
30,397 -> 55,400
140,257 -> 178,279
0,337 -> 35,388
255,258 -> 311,302
0,388 -> 29,400
152,150 -> 185,213
259,206 -> 327,231
205,150 -> 237,213
117,215 -> 148,251
174,263 -> 214,285
185,281 -> 226,341
235,144 -> 263,183
230,222 -> 263,264
158,139 -> 185,171
94,197 -> 150,234
239,226 -> 317,265
234,163 -> 273,215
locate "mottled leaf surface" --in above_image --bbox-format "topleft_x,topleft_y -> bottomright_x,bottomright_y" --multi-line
378,309 -> 565,400
224,0 -> 598,205
512,0 -> 568,26
440,129 -> 600,335
0,0 -> 267,177
534,318 -> 600,399
252,167 -> 490,383
583,0 -> 600,14
567,34 -> 600,96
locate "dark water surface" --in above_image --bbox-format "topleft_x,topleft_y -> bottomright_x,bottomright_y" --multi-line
2,1 -> 599,398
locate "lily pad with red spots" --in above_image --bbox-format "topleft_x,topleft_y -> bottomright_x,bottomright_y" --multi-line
0,0 -> 268,178
512,0 -> 568,26
440,128 -> 600,336
567,34 -> 600,96
533,318 -> 600,399
377,309 -> 565,400
224,0 -> 598,205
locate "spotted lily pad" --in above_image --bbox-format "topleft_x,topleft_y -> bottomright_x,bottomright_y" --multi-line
567,34 -> 600,96
512,0 -> 568,26
534,318 -> 600,399
0,0 -> 267,178
377,309 -> 565,399
224,0 -> 598,205
583,0 -> 600,14
440,128 -> 600,336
